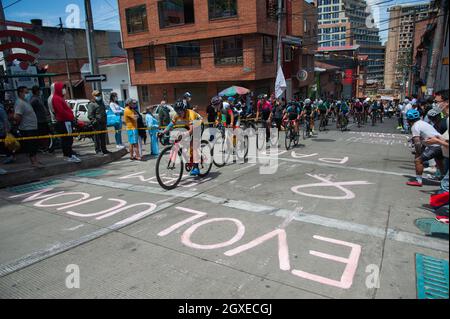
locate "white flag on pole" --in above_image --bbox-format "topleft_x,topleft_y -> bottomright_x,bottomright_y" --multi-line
275,66 -> 287,98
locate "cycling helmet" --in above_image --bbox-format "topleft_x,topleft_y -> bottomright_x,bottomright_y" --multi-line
211,96 -> 222,106
183,92 -> 192,99
174,100 -> 187,114
406,109 -> 420,121
304,98 -> 311,105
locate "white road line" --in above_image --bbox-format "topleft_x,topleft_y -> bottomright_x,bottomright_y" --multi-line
235,164 -> 256,172
250,155 -> 414,178
0,202 -> 173,278
64,224 -> 84,231
63,177 -> 449,253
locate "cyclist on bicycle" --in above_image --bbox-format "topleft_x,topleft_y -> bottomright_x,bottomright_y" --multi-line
354,98 -> 364,125
369,99 -> 382,123
302,98 -> 314,134
256,94 -> 273,142
159,100 -> 203,176
222,97 -> 236,128
182,92 -> 193,110
317,99 -> 328,128
336,100 -> 349,128
284,100 -> 301,135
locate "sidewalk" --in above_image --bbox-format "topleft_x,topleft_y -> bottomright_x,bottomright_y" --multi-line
0,134 -> 128,188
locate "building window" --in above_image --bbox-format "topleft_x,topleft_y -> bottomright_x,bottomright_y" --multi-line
267,0 -> 283,20
138,85 -> 150,104
263,36 -> 274,63
166,41 -> 201,68
125,4 -> 148,34
158,0 -> 194,28
133,46 -> 155,72
284,45 -> 293,62
214,36 -> 243,65
208,0 -> 237,19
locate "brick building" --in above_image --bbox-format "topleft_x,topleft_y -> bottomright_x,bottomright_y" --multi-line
118,0 -> 317,112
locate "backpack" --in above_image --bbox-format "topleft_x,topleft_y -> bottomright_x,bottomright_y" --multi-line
159,105 -> 171,127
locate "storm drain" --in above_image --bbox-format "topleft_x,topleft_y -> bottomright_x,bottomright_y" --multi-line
74,169 -> 108,178
416,254 -> 449,299
7,179 -> 63,193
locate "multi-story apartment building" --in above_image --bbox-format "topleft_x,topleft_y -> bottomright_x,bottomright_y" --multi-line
118,0 -> 316,111
384,2 -> 434,91
316,0 -> 385,83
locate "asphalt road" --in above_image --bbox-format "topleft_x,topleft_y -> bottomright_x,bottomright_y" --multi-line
0,117 -> 448,299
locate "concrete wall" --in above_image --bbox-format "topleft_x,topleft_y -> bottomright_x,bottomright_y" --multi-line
99,63 -> 138,102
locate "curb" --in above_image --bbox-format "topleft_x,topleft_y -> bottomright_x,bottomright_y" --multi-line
0,148 -> 128,189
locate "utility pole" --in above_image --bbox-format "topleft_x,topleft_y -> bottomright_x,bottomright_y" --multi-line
408,9 -> 416,97
84,0 -> 101,92
425,0 -> 446,96
59,17 -> 74,99
276,0 -> 283,71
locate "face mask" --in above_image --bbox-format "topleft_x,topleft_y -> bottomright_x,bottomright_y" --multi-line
24,92 -> 32,101
62,88 -> 67,95
95,96 -> 102,102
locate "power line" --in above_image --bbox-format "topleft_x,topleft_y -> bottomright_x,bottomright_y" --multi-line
2,0 -> 21,10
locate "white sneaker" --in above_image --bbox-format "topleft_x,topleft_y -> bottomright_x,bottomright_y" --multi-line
67,155 -> 82,163
424,167 -> 437,174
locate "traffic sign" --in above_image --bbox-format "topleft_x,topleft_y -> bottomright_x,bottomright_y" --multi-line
84,74 -> 107,82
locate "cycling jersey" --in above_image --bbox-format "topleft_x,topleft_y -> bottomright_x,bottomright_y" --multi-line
338,103 -> 349,114
220,102 -> 234,125
303,104 -> 313,117
286,105 -> 301,120
354,102 -> 363,112
172,109 -> 202,129
318,103 -> 328,111
258,100 -> 273,120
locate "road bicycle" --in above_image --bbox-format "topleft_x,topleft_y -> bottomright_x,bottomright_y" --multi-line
212,122 -> 248,168
302,115 -> 312,139
355,111 -> 363,128
285,119 -> 300,150
318,112 -> 327,132
339,113 -> 349,132
155,134 -> 213,190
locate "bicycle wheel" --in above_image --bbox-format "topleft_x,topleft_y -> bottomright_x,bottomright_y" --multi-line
213,130 -> 231,168
285,127 -> 292,150
293,127 -> 300,146
198,140 -> 213,177
235,134 -> 249,160
319,116 -> 326,132
256,122 -> 266,150
156,144 -> 184,190
340,117 -> 347,132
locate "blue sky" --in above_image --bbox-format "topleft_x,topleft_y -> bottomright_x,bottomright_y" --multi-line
3,0 -> 120,30
4,0 -> 431,43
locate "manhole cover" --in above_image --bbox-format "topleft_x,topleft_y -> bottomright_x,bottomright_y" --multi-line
416,254 -> 449,299
8,179 -> 63,193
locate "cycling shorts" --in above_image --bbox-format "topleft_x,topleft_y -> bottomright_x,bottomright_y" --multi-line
288,113 -> 298,121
